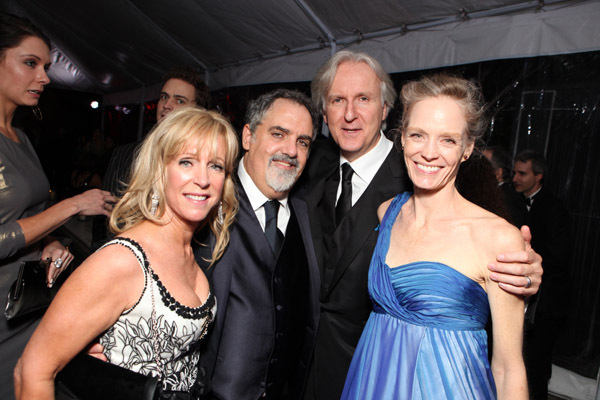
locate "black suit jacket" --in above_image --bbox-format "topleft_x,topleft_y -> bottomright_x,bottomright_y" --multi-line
527,186 -> 570,318
299,136 -> 411,399
197,182 -> 321,400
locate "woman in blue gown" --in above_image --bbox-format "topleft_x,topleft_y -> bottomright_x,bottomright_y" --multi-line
342,74 -> 527,399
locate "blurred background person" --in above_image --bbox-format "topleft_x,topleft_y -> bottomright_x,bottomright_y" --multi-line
16,107 -> 239,398
0,13 -> 113,399
513,149 -> 571,400
484,145 -> 528,228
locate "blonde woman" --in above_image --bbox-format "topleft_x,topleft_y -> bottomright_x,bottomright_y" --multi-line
15,107 -> 239,398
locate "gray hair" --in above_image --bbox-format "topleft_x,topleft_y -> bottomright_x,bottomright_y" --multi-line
311,50 -> 396,118
245,88 -> 318,138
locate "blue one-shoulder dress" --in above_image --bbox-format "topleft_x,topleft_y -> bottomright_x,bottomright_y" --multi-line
342,193 -> 496,400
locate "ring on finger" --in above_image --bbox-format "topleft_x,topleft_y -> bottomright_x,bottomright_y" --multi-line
524,275 -> 532,289
54,257 -> 63,269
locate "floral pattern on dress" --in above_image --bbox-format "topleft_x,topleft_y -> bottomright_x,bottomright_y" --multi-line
97,238 -> 215,392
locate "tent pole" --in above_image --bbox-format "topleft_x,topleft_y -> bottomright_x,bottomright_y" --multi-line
293,0 -> 337,54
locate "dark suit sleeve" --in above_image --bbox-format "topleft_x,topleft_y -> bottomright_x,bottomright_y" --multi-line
529,191 -> 571,317
538,199 -> 570,275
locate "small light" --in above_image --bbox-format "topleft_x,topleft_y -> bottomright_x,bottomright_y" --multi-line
90,101 -> 99,109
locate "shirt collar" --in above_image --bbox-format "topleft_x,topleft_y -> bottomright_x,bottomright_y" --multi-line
237,156 -> 289,211
528,186 -> 542,200
339,130 -> 393,183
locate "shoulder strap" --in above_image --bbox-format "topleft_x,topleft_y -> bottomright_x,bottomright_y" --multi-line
99,237 -> 149,273
98,237 -> 151,315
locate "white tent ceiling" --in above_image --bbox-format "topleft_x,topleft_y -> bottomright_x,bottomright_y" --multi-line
2,0 -> 599,105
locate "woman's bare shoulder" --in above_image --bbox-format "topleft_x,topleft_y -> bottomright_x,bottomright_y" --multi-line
77,236 -> 145,280
470,209 -> 524,254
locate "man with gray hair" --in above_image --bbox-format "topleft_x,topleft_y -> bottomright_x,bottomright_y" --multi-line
300,50 -> 545,399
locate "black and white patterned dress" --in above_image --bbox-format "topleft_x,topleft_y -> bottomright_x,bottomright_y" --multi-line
98,237 -> 215,392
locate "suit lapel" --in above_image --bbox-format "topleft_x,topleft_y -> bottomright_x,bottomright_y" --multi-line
302,140 -> 339,272
327,149 -> 407,291
290,195 -> 321,320
235,181 -> 278,269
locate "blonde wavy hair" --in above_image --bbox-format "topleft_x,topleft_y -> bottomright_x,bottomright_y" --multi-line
109,107 -> 239,265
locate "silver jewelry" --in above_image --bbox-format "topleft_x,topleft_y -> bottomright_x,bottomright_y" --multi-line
150,191 -> 159,215
54,257 -> 63,269
524,276 -> 532,289
32,106 -> 43,121
218,201 -> 224,225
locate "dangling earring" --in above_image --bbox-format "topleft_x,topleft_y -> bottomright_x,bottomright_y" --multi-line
32,106 -> 43,121
150,191 -> 159,215
218,202 -> 224,225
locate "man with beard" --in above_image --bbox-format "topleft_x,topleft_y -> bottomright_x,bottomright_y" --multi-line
196,89 -> 321,400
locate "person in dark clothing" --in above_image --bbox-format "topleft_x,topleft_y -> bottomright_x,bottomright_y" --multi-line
196,89 -> 321,400
513,149 -> 571,400
484,145 -> 528,227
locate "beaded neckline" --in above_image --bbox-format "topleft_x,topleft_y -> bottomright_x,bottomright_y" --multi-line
152,271 -> 215,320
111,237 -> 215,320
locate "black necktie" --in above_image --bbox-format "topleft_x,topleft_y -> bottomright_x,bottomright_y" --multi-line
525,196 -> 533,207
264,200 -> 283,253
336,163 -> 354,226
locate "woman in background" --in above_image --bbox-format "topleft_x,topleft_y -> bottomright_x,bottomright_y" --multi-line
16,107 -> 239,399
0,13 -> 113,398
342,74 -> 527,399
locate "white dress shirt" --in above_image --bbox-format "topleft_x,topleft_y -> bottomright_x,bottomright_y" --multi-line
238,157 -> 290,234
525,186 -> 542,211
336,131 -> 394,206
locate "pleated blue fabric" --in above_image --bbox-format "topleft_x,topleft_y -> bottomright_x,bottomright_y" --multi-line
342,192 -> 496,400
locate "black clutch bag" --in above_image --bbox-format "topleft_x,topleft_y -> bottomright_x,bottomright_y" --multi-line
4,259 -> 67,321
55,354 -> 160,400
